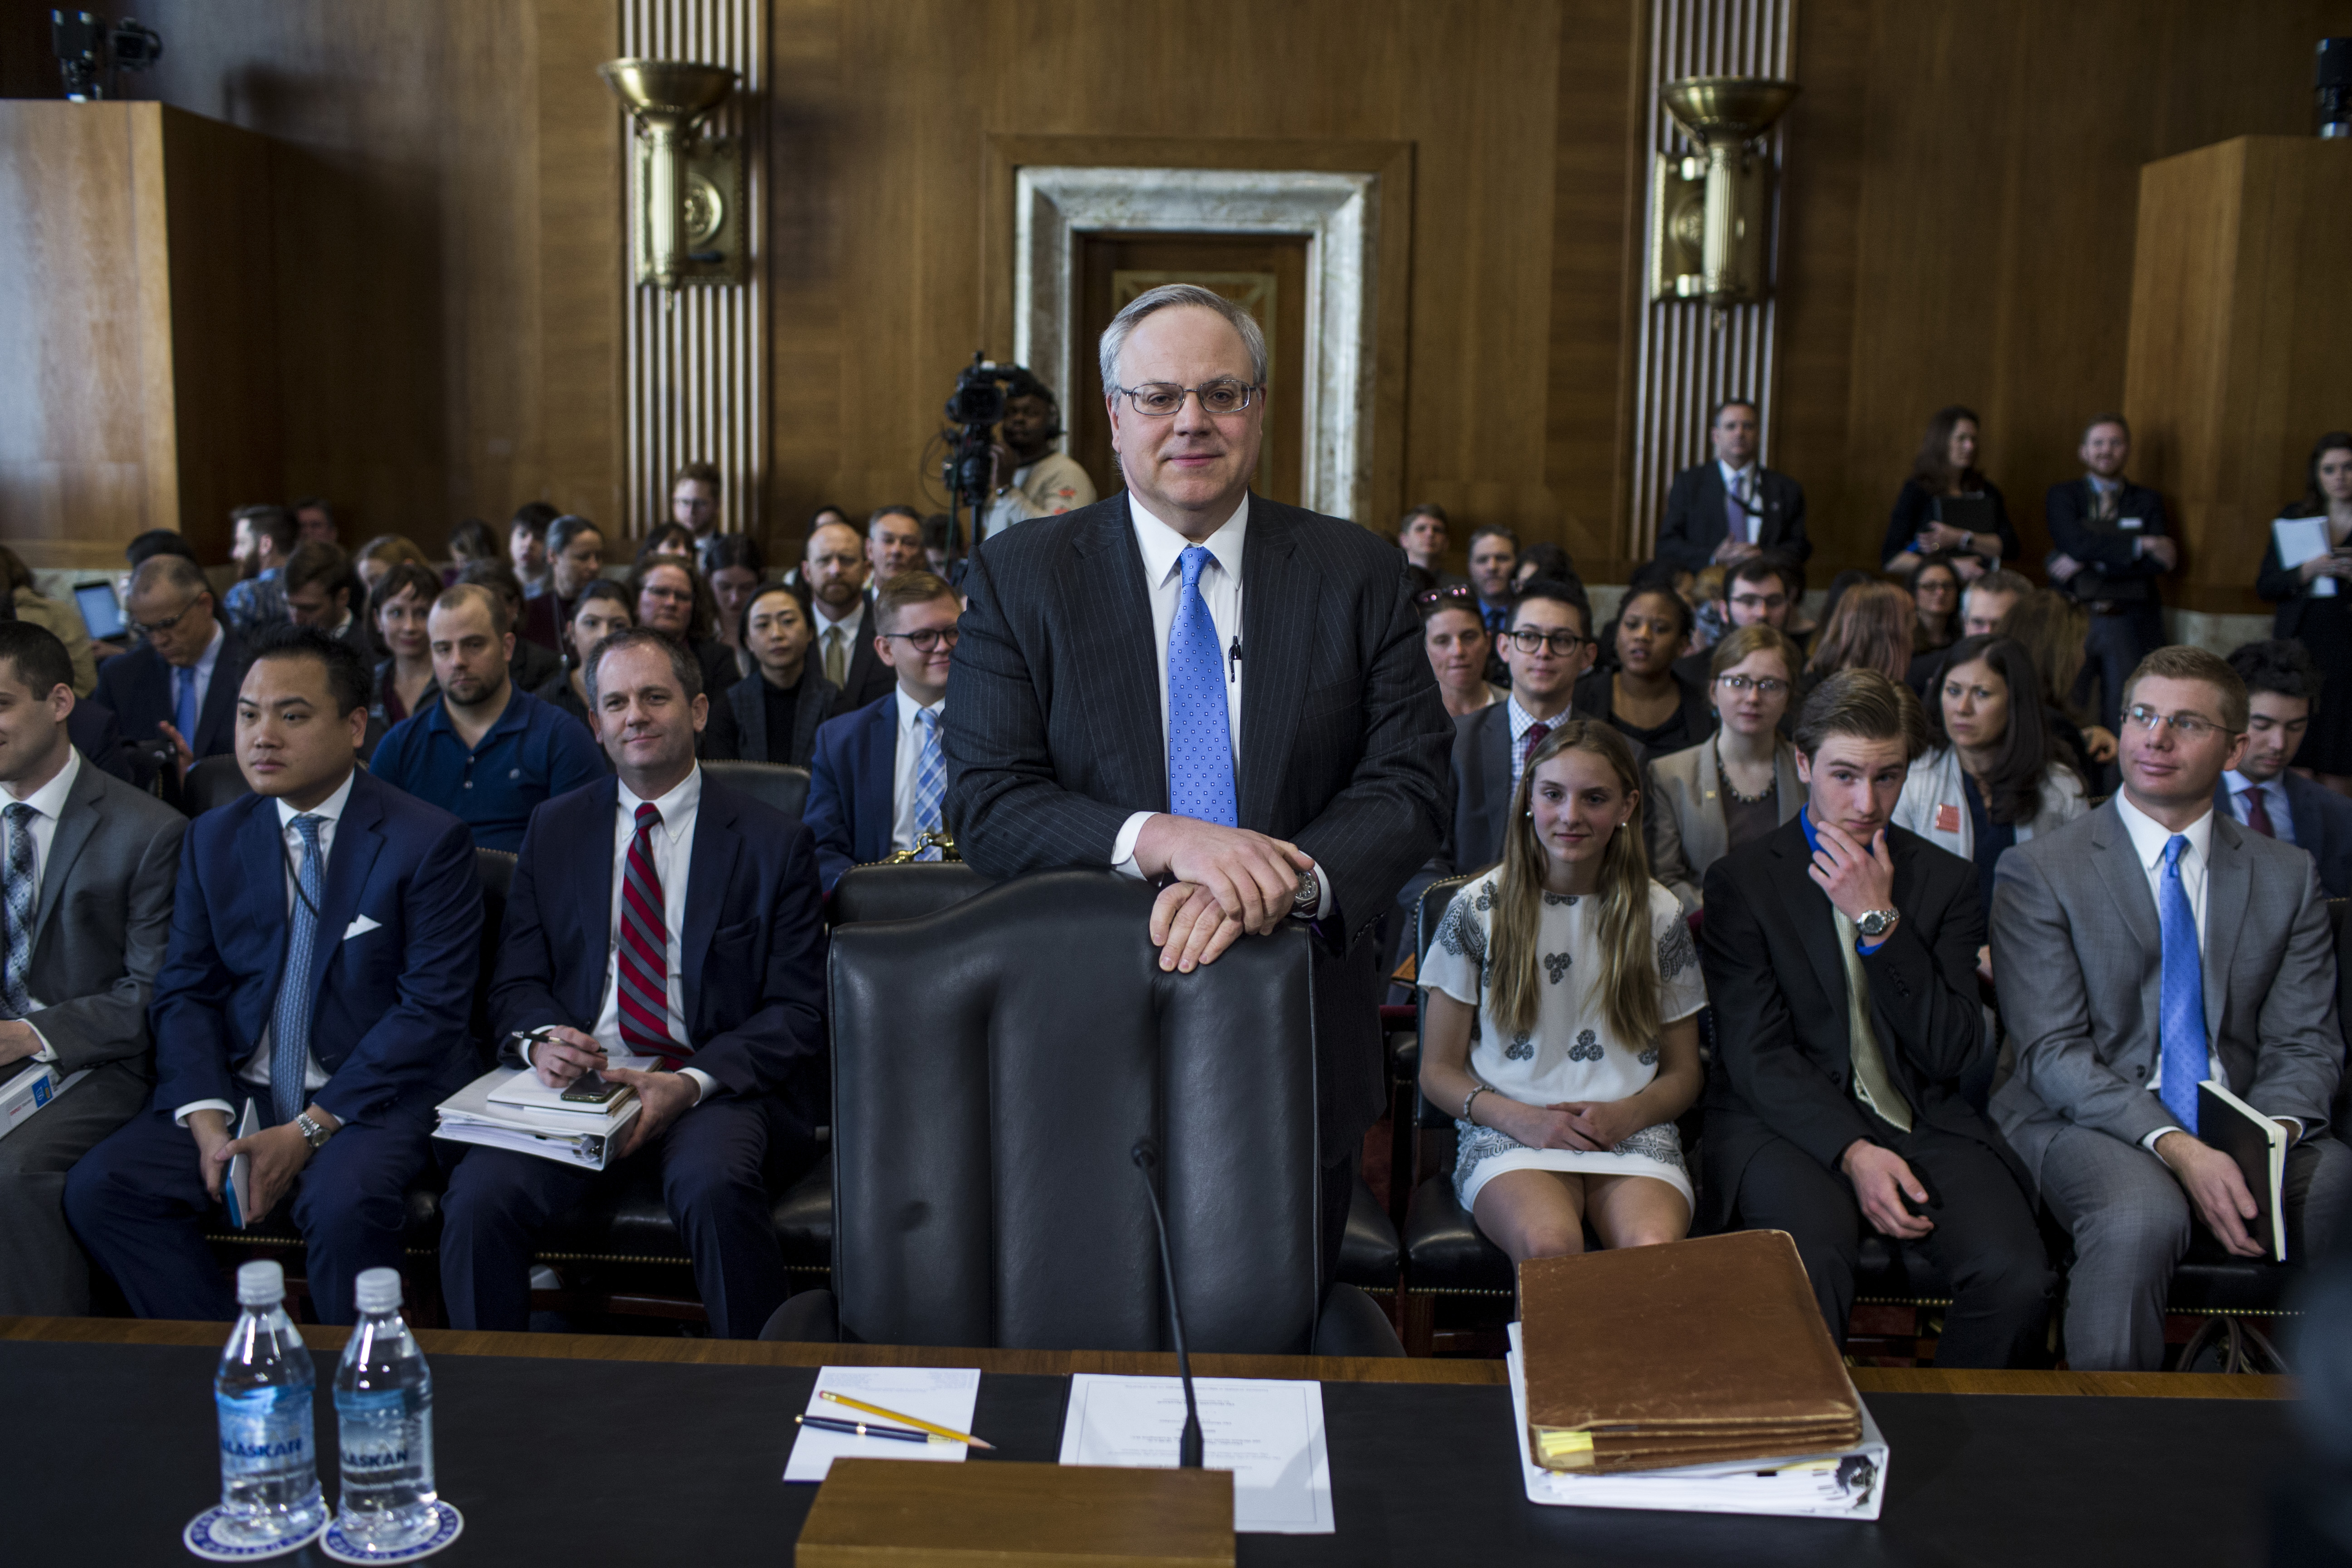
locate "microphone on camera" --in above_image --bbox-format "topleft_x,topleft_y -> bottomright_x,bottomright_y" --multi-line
1131,1137 -> 1204,1468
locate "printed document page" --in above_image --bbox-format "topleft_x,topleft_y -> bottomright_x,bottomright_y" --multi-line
1058,1374 -> 1334,1534
783,1365 -> 980,1482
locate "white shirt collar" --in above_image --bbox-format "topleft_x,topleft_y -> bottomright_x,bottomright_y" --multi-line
4,745 -> 82,815
2115,788 -> 2213,871
894,686 -> 943,734
275,767 -> 357,832
811,596 -> 864,634
2223,769 -> 2282,799
1718,459 -> 1759,487
1128,491 -> 1248,588
620,762 -> 702,823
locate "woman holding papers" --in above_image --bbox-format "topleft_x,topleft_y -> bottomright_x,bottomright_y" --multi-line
1417,722 -> 1706,1262
2256,431 -> 2352,789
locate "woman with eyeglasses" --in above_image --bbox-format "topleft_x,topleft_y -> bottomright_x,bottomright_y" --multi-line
628,555 -> 736,696
1419,587 -> 1503,718
1573,584 -> 1712,755
2257,430 -> 2352,791
701,583 -> 840,766
1644,624 -> 1808,913
531,578 -> 634,738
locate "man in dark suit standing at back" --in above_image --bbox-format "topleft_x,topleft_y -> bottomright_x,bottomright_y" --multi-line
0,622 -> 188,1315
2044,415 -> 2173,737
93,554 -> 255,794
943,284 -> 1452,1276
1654,399 -> 1810,574
1700,669 -> 2053,1364
65,627 -> 482,1323
437,628 -> 827,1339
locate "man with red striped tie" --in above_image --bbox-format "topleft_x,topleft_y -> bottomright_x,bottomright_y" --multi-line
438,628 -> 828,1338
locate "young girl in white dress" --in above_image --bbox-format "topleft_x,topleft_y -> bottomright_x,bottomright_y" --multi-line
1416,720 -> 1706,1262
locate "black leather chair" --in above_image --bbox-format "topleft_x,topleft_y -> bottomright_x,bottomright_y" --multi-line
701,759 -> 810,820
829,861 -> 992,924
181,755 -> 251,815
764,868 -> 1401,1355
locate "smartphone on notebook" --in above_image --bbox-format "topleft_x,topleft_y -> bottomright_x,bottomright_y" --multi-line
560,1072 -> 628,1106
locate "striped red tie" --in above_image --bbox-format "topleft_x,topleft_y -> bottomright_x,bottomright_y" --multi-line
618,801 -> 685,1063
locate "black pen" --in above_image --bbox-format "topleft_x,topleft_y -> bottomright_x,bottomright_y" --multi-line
1227,636 -> 1242,683
795,1413 -> 938,1445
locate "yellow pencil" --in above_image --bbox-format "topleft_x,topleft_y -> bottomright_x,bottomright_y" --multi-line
818,1390 -> 995,1450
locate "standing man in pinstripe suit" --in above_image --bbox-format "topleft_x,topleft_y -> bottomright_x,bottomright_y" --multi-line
943,284 -> 1452,1279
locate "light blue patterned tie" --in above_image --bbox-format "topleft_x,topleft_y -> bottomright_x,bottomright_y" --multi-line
1166,546 -> 1237,827
2157,834 -> 2207,1136
913,708 -> 946,860
173,666 -> 198,744
269,814 -> 326,1126
1,804 -> 34,1018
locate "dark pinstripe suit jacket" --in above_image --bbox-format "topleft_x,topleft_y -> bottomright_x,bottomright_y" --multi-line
941,492 -> 1452,1142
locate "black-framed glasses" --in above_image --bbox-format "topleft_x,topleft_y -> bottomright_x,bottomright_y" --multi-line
2122,704 -> 2235,741
127,596 -> 207,637
1715,673 -> 1789,696
880,627 -> 960,653
1112,381 -> 1261,417
1505,627 -> 1592,656
1415,585 -> 1477,607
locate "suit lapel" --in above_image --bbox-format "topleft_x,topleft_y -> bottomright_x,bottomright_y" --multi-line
2203,815 -> 2250,1044
681,781 -> 734,1014
575,780 -> 618,1022
858,701 -> 897,860
308,774 -> 385,1003
30,764 -> 105,943
194,634 -> 243,755
2089,804 -> 2162,957
1237,502 -> 1315,830
1767,826 -> 1852,1055
1068,500 -> 1168,812
1684,744 -> 1730,872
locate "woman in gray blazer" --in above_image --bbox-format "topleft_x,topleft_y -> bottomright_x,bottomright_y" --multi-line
1645,623 -> 1807,912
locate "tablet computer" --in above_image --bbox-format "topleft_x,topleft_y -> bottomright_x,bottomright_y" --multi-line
74,581 -> 126,641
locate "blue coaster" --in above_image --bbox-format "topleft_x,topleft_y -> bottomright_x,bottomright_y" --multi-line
319,1501 -> 463,1564
181,1504 -> 330,1561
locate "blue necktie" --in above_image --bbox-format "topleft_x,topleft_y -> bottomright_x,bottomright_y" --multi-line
173,666 -> 198,744
2157,834 -> 2207,1136
912,709 -> 946,859
1166,546 -> 1237,828
1,804 -> 34,1019
269,814 -> 326,1126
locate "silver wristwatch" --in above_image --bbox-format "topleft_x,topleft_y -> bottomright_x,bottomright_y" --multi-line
1854,908 -> 1901,939
294,1111 -> 334,1151
1290,867 -> 1318,915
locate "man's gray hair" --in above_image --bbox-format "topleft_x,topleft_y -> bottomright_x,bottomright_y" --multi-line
130,554 -> 210,601
1097,284 -> 1269,395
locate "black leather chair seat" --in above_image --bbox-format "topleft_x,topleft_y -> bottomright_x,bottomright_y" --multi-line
1402,1171 -> 1514,1294
1852,1233 -> 1956,1303
1336,1177 -> 1399,1290
828,862 -> 992,924
530,1150 -> 831,1267
772,1158 -> 832,1269
699,760 -> 811,821
2165,1233 -> 2296,1314
206,1177 -> 444,1251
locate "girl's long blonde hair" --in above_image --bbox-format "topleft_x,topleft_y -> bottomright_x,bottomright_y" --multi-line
1488,720 -> 1659,1047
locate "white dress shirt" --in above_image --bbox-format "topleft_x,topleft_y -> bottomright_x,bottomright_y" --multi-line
1108,494 -> 1330,916
890,688 -> 944,854
1506,694 -> 1573,789
1720,460 -> 1762,544
2221,769 -> 2296,846
175,770 -> 356,1126
5,747 -> 83,1060
811,597 -> 866,684
588,768 -> 714,1103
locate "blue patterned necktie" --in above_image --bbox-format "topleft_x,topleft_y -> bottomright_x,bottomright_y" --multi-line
174,665 -> 199,744
1166,545 -> 1238,827
2157,834 -> 2207,1136
269,814 -> 326,1126
912,708 -> 946,860
1,804 -> 34,1019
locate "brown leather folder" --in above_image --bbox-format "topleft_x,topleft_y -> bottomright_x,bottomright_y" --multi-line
1519,1230 -> 1862,1474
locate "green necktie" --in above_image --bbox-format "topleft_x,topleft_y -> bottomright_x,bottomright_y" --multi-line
823,626 -> 847,688
1832,906 -> 1913,1133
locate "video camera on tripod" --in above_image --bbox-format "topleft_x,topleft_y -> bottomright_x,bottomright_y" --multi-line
937,352 -> 1032,573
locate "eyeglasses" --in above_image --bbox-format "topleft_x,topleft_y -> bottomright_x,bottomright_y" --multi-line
641,586 -> 695,604
1715,673 -> 1789,696
1112,381 -> 1262,417
880,627 -> 960,653
1415,585 -> 1476,606
1505,627 -> 1592,656
128,596 -> 206,637
2122,704 -> 2237,741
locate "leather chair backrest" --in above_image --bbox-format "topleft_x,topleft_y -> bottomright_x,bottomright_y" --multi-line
1415,872 -> 1480,1129
830,862 -> 992,925
182,754 -> 252,815
829,868 -> 1321,1353
702,760 -> 810,821
471,848 -> 516,1065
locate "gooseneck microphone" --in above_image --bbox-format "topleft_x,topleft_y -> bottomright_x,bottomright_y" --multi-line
1131,1137 -> 1204,1468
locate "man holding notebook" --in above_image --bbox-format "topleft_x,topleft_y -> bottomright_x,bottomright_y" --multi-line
1993,646 -> 2348,1370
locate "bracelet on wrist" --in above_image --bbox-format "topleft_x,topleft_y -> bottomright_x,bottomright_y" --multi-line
1461,1084 -> 1491,1123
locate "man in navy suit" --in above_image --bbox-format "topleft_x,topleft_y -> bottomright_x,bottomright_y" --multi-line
65,627 -> 482,1324
2046,416 -> 2174,736
2217,639 -> 2352,897
92,554 -> 255,794
437,628 -> 827,1338
803,571 -> 962,892
1654,399 -> 1811,574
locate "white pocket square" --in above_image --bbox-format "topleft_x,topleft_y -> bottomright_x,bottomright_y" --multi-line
342,916 -> 383,941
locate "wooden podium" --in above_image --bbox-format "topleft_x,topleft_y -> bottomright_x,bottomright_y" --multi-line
796,1460 -> 1235,1567
2123,136 -> 2352,617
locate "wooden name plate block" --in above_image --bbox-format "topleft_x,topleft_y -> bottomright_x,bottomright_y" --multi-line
797,1459 -> 1235,1568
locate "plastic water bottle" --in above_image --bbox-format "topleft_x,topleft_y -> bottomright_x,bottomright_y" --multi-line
213,1260 -> 327,1549
333,1267 -> 439,1551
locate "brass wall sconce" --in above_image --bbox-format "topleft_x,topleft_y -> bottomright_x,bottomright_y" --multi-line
598,58 -> 744,294
1649,76 -> 1800,307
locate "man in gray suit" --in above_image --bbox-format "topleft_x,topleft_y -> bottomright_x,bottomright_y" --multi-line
1993,645 -> 2348,1370
0,622 -> 187,1313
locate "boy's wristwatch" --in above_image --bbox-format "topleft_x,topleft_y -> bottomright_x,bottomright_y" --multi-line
1854,908 -> 1901,939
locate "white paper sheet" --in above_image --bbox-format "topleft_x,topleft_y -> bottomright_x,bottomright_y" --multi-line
782,1366 -> 981,1482
2274,516 -> 2337,598
1057,1374 -> 1334,1535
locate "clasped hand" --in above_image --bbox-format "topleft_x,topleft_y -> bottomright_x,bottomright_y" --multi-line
192,1107 -> 332,1223
1503,1097 -> 1643,1154
1135,815 -> 1315,974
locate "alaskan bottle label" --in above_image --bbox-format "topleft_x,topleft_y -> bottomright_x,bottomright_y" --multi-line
216,1387 -> 314,1475
334,1389 -> 422,1479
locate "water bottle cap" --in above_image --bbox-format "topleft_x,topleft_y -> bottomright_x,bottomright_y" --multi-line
353,1267 -> 403,1314
235,1260 -> 285,1306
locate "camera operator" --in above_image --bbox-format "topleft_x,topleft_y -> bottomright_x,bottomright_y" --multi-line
977,372 -> 1096,544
